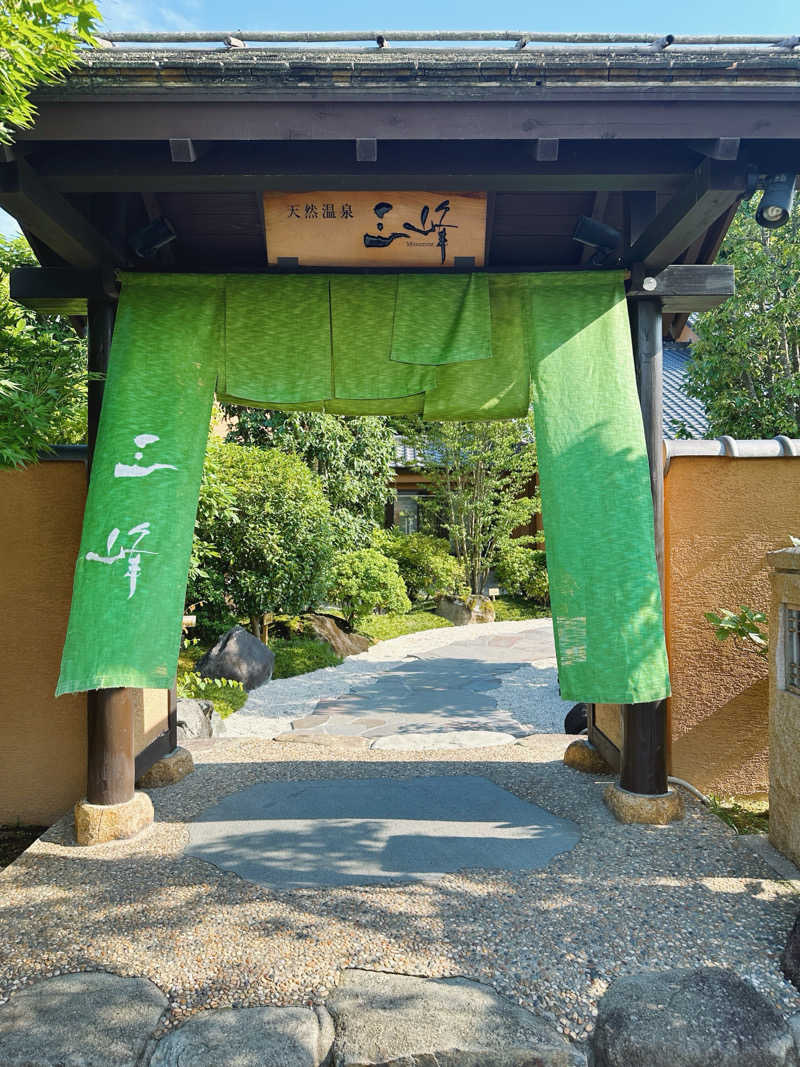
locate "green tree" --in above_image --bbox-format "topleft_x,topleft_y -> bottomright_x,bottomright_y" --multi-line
685,198 -> 800,438
189,441 -> 335,642
405,416 -> 540,595
223,408 -> 396,549
0,235 -> 88,467
372,528 -> 464,600
0,0 -> 98,143
327,548 -> 411,627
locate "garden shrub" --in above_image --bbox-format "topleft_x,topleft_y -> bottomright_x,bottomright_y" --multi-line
494,541 -> 550,604
188,441 -> 335,640
327,548 -> 411,627
373,528 -> 464,601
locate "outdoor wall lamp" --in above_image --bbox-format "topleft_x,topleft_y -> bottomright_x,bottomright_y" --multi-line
130,216 -> 177,258
572,216 -> 623,266
756,174 -> 796,229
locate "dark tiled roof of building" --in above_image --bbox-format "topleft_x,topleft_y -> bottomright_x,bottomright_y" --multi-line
663,341 -> 709,440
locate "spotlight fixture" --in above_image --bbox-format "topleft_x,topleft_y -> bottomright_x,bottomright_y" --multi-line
129,216 -> 177,259
572,215 -> 623,266
756,173 -> 796,229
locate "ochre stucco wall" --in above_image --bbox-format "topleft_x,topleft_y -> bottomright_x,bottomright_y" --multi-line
664,455 -> 800,795
0,460 -> 168,826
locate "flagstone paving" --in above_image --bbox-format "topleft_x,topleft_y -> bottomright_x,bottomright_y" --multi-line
220,619 -> 575,747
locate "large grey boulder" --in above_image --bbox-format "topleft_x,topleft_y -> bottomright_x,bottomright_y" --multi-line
435,594 -> 496,626
782,911 -> 800,991
0,971 -> 167,1066
175,698 -> 213,740
590,967 -> 798,1067
149,1005 -> 334,1067
326,969 -> 586,1066
196,625 -> 275,691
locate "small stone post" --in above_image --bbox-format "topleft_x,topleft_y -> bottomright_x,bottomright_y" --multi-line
766,546 -> 800,865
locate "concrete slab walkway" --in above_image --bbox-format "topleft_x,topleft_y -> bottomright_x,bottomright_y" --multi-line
220,619 -> 575,747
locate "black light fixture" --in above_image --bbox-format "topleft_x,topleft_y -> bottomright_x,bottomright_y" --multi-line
572,215 -> 623,266
756,173 -> 796,229
129,216 -> 177,258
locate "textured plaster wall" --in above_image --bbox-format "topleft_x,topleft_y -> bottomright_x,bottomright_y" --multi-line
767,551 -> 800,866
0,461 -> 168,826
664,456 -> 800,795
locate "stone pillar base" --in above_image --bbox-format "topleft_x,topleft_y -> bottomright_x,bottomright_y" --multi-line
604,783 -> 684,825
563,738 -> 612,774
136,747 -> 195,789
74,791 -> 154,846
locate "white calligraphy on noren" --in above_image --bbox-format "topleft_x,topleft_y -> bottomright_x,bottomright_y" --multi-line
114,433 -> 178,479
85,523 -> 156,599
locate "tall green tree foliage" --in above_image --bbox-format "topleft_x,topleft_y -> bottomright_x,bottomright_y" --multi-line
223,408 -> 396,549
685,198 -> 800,438
189,441 -> 335,642
0,235 -> 88,467
406,417 -> 540,595
0,0 -> 98,143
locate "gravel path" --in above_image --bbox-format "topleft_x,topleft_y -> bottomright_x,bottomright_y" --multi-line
220,619 -> 575,743
1,734 -> 798,1049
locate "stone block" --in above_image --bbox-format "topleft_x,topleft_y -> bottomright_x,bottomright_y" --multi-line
74,791 -> 154,846
136,747 -> 195,789
603,783 -> 684,824
591,967 -> 798,1066
563,739 -> 612,774
0,971 -> 167,1066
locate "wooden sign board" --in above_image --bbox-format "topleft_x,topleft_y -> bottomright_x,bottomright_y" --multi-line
263,191 -> 486,268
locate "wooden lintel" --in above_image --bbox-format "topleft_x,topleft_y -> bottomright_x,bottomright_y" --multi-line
10,266 -> 120,314
688,137 -> 741,160
627,263 -> 734,312
0,157 -> 127,268
625,159 -> 747,271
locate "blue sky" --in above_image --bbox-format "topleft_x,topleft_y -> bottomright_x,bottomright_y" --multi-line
2,0 -> 797,238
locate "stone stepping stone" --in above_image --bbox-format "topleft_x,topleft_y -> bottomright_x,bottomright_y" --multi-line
369,730 -> 517,751
186,774 -> 579,889
0,972 -> 167,1066
327,969 -> 586,1066
149,1005 -> 333,1067
591,967 -> 798,1067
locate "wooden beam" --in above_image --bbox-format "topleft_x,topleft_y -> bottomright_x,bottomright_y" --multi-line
10,266 -> 119,314
627,263 -> 734,312
579,191 -> 609,265
625,159 -> 747,271
0,157 -> 127,268
625,191 -> 657,246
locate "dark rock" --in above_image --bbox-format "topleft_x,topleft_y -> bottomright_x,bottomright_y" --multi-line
564,703 -> 588,734
782,911 -> 800,991
327,969 -> 585,1066
196,625 -> 275,691
591,967 -> 798,1067
435,594 -> 496,626
175,698 -> 213,741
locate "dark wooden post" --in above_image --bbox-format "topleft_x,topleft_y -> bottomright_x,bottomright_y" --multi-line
620,297 -> 668,796
86,298 -> 136,807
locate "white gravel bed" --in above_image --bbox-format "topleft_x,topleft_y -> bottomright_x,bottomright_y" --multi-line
222,618 -> 570,739
1,734 -> 798,1050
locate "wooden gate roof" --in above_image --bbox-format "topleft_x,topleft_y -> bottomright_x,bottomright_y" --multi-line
3,34 -> 800,338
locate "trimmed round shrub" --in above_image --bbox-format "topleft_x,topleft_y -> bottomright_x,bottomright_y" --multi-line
327,548 -> 411,627
189,441 -> 335,638
494,542 -> 550,604
372,529 -> 464,601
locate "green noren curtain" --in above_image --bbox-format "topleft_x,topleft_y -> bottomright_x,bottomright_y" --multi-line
56,271 -> 670,705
